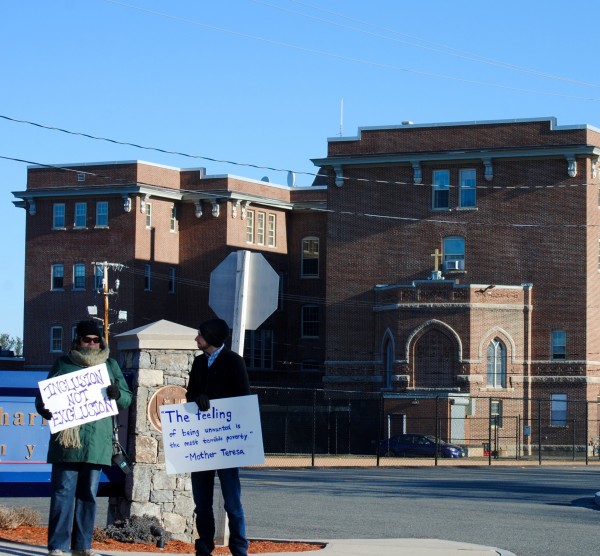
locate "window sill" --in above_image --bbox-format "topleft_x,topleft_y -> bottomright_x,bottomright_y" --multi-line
301,275 -> 320,279
455,206 -> 478,211
52,227 -> 67,231
95,225 -> 109,230
73,226 -> 89,230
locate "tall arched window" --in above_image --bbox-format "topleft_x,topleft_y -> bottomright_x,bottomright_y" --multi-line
487,338 -> 506,388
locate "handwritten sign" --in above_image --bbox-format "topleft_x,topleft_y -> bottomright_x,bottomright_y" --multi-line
38,364 -> 118,434
160,395 -> 265,475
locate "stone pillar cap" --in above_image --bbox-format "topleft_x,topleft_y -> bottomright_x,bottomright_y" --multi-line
114,319 -> 198,350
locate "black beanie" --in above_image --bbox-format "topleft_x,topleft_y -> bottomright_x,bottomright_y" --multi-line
76,320 -> 102,338
199,318 -> 229,347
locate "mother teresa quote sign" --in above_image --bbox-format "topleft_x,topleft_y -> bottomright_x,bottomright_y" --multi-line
159,394 -> 265,474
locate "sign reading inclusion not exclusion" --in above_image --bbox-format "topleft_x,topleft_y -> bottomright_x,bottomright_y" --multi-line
37,364 -> 118,434
159,395 -> 265,475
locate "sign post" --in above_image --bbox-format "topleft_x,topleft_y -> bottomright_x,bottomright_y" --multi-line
208,250 -> 279,545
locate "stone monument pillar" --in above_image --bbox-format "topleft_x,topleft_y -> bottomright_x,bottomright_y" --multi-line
109,319 -> 199,542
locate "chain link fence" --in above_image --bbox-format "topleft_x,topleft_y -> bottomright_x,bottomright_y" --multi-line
252,386 -> 600,466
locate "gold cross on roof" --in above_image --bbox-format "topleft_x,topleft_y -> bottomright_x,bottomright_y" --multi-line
431,248 -> 443,272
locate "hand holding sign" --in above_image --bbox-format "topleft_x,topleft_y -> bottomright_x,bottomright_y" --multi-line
38,364 -> 119,434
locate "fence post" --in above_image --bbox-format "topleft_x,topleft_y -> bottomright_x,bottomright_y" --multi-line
376,393 -> 383,466
571,419 -> 576,461
585,402 -> 589,465
488,398 -> 492,466
538,399 -> 542,465
434,396 -> 439,466
516,415 -> 521,460
311,389 -> 316,467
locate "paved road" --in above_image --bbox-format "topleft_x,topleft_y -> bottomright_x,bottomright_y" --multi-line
4,465 -> 599,556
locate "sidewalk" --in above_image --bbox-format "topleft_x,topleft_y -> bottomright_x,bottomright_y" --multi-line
0,537 -> 516,555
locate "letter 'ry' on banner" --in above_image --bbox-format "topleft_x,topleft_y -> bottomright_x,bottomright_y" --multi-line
38,364 -> 118,434
160,394 -> 265,475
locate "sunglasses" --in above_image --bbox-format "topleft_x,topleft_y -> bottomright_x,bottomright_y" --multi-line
80,336 -> 101,344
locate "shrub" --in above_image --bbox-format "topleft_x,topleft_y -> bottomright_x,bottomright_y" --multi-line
0,506 -> 41,529
101,514 -> 171,545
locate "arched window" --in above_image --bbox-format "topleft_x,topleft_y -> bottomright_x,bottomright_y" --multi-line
487,338 -> 506,388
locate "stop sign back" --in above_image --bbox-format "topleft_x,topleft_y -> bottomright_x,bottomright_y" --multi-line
209,251 -> 279,330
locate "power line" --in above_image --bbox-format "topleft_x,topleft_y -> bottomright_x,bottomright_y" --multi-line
1,114 -> 596,192
4,150 -> 600,230
103,0 -> 600,102
276,0 -> 600,89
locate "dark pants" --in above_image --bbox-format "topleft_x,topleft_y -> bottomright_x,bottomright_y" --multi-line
191,467 -> 248,556
47,462 -> 102,552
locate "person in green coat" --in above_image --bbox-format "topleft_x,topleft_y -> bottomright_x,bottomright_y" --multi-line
36,320 -> 132,556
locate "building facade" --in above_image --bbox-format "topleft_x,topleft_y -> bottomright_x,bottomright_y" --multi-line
13,161 -> 327,387
312,117 -> 600,443
13,116 -> 600,446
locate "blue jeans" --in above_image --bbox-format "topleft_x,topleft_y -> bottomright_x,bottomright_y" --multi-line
48,462 -> 102,552
191,467 -> 248,556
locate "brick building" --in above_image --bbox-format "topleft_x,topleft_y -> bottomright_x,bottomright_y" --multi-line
312,117 -> 600,443
12,161 -> 327,387
12,117 -> 600,447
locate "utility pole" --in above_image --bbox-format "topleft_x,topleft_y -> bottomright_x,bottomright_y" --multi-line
89,261 -> 126,343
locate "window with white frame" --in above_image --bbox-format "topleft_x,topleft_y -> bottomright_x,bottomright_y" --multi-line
301,305 -> 319,338
301,237 -> 319,277
243,329 -> 274,369
145,203 -> 152,228
551,329 -> 566,360
53,203 -> 65,229
459,168 -> 476,208
144,264 -> 151,291
51,264 -> 64,290
267,214 -> 276,247
96,201 -> 108,227
246,210 -> 255,243
50,326 -> 63,352
491,399 -> 503,428
486,338 -> 506,388
73,263 -> 86,290
74,202 -> 87,228
442,236 -> 465,271
168,267 -> 176,293
256,212 -> 265,245
170,205 -> 177,232
432,170 -> 450,210
551,393 -> 568,426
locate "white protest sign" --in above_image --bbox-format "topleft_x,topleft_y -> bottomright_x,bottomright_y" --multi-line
160,394 -> 265,475
38,364 -> 118,434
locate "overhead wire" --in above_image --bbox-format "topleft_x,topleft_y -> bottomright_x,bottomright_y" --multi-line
274,0 -> 600,89
102,0 -> 600,102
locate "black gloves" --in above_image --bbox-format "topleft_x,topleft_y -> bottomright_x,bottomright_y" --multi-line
106,384 -> 121,400
38,404 -> 53,420
195,394 -> 210,411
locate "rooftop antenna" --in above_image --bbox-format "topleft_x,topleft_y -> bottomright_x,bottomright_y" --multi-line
339,98 -> 344,136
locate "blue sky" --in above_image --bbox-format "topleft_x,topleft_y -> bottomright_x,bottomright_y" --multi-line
2,0 -> 600,341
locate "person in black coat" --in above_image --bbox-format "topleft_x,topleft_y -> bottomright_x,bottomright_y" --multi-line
186,318 -> 250,556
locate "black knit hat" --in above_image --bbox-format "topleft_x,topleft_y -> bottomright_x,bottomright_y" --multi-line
199,318 -> 229,347
76,320 -> 102,339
